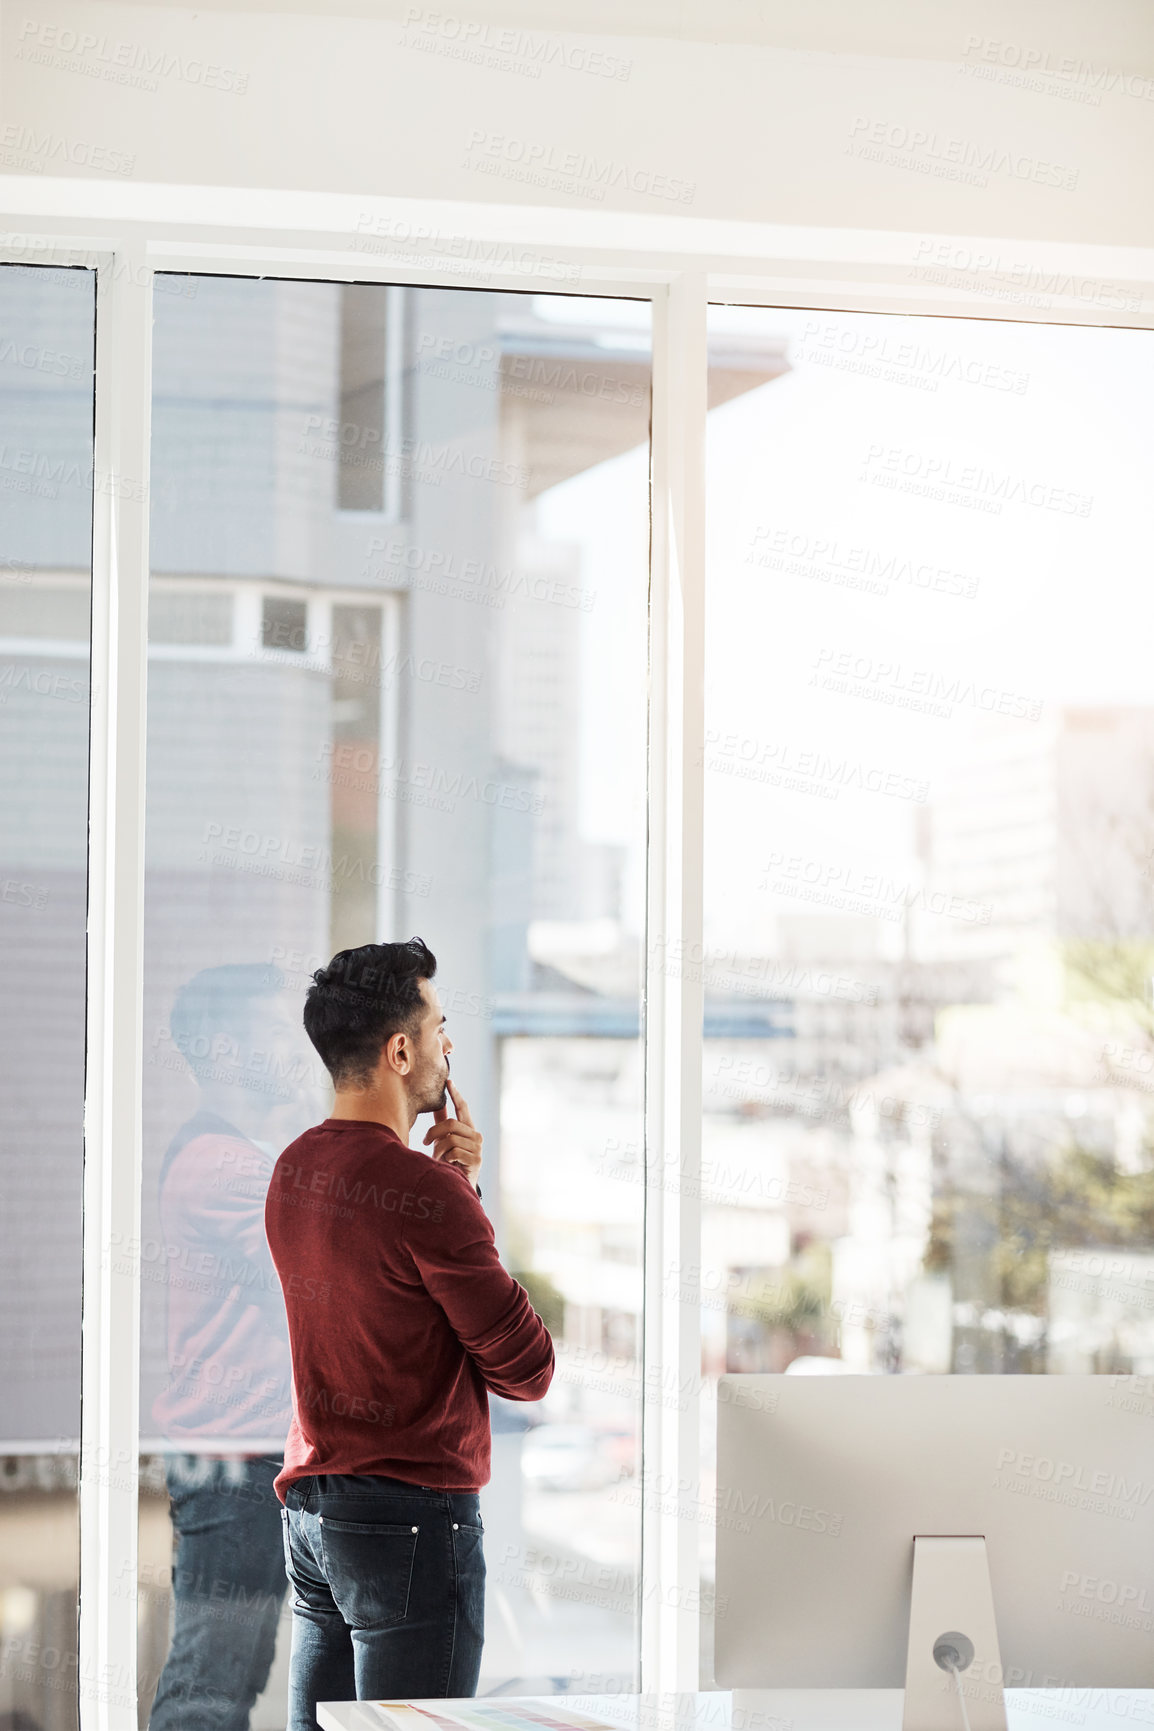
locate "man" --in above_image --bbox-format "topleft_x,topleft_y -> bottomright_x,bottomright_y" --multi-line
149,962 -> 323,1731
265,937 -> 554,1729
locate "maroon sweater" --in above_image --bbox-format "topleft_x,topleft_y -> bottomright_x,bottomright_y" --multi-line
264,1117 -> 554,1500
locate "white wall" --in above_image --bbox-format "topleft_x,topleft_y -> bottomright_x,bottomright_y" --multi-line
2,0 -> 1153,248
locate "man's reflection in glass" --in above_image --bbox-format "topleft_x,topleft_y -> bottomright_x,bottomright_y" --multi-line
148,963 -> 325,1731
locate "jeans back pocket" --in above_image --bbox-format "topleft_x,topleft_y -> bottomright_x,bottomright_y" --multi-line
319,1517 -> 421,1629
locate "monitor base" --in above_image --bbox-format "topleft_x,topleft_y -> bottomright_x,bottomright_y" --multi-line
902,1536 -> 1007,1731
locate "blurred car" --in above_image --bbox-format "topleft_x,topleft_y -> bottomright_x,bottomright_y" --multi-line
521,1423 -> 634,1491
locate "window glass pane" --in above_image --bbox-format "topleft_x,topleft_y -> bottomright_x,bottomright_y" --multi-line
0,262 -> 94,1731
701,304 -> 1154,1684
141,278 -> 648,1721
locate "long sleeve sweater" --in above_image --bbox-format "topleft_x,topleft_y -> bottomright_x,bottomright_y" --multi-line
264,1116 -> 554,1499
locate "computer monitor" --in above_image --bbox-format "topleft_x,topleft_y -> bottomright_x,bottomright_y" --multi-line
714,1375 -> 1153,1695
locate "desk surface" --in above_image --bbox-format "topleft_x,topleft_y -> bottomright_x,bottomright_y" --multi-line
317,1688 -> 1154,1731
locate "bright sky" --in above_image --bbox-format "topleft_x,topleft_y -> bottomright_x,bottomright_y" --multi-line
534,299 -> 1154,952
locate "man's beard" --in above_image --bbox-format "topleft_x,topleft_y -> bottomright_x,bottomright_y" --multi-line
411,1058 -> 448,1116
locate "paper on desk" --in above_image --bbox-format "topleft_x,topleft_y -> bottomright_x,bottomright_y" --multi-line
371,1702 -> 626,1731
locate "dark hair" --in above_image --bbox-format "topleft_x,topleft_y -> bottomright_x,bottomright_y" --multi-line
170,962 -> 285,1077
303,938 -> 437,1087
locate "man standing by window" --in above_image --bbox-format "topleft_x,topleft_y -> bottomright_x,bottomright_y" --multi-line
265,938 -> 554,1730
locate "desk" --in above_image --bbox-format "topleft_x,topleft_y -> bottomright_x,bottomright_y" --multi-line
318,1688 -> 1154,1731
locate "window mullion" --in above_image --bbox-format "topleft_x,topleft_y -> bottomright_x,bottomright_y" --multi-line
81,249 -> 152,1731
641,271 -> 707,1694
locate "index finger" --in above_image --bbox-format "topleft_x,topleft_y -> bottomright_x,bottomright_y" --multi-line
445,1077 -> 474,1126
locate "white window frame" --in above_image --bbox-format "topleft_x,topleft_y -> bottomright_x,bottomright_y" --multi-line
3,183 -> 1153,1730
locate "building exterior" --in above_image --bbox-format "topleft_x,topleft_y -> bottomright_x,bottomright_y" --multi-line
920,707 -> 1154,961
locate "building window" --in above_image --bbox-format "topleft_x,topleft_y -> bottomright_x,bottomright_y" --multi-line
261,594 -> 309,652
338,282 -> 390,512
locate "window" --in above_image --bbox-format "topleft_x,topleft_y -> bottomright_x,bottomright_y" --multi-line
7,225 -> 1146,1715
0,262 -> 94,1731
138,277 -> 649,1719
699,303 -> 1154,1683
261,593 -> 309,652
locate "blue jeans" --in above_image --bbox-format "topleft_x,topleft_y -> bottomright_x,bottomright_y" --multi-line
149,1454 -> 288,1731
282,1473 -> 486,1729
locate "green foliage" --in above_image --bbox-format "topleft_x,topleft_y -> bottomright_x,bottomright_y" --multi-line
737,1243 -> 834,1337
926,1143 -> 1154,1314
503,1208 -> 567,1334
1063,938 -> 1154,1037
511,1267 -> 566,1335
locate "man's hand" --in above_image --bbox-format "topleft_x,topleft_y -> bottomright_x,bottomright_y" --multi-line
422,1079 -> 482,1190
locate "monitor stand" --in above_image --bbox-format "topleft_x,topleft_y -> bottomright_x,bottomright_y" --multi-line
902,1536 -> 1007,1731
